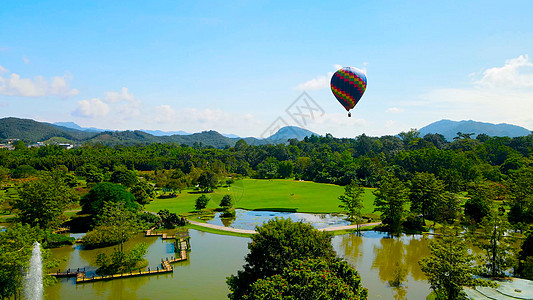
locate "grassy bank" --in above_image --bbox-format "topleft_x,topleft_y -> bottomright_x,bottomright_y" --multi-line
146,178 -> 377,215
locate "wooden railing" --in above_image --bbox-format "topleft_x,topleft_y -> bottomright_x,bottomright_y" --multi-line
50,226 -> 190,284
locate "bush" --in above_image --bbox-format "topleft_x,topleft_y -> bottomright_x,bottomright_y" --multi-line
220,194 -> 233,208
63,215 -> 92,233
82,226 -> 124,249
43,233 -> 75,248
139,212 -> 161,229
96,243 -> 148,275
158,209 -> 187,228
195,195 -> 210,210
221,208 -> 236,218
402,214 -> 424,232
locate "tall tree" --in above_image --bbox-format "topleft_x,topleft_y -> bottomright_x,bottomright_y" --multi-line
373,174 -> 409,234
476,211 -> 516,277
464,181 -> 495,223
197,170 -> 218,192
227,218 -> 336,299
517,231 -> 533,279
80,182 -> 139,222
338,180 -> 365,227
15,172 -> 78,229
507,168 -> 533,225
435,192 -> 462,224
220,194 -> 233,208
195,194 -> 210,210
110,168 -> 139,188
130,181 -> 156,205
96,201 -> 140,251
419,226 -> 492,300
409,172 -> 446,223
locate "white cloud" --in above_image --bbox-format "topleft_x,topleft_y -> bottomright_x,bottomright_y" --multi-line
294,74 -> 332,90
0,102 -> 7,108
22,56 -> 30,64
416,55 -> 533,130
103,87 -> 141,119
72,98 -> 110,118
386,107 -> 404,113
0,73 -> 79,97
476,55 -> 533,88
0,65 -> 8,74
104,87 -> 136,103
154,105 -> 176,123
118,101 -> 141,119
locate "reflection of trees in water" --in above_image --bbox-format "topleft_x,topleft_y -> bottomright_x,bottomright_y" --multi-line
393,285 -> 407,300
372,235 -> 430,284
373,237 -> 405,283
338,233 -> 362,262
404,236 -> 430,281
221,215 -> 236,227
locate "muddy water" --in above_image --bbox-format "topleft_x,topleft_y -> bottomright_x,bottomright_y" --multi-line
333,231 -> 431,299
46,230 -> 431,299
45,230 -> 249,299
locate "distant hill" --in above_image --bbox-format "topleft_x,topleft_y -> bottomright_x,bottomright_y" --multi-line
0,117 -> 97,143
419,120 -> 531,141
0,117 -> 317,147
265,126 -> 318,141
53,122 -> 105,133
139,129 -> 190,136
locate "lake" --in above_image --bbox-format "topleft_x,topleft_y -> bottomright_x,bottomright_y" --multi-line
45,229 -> 431,299
206,208 -> 351,230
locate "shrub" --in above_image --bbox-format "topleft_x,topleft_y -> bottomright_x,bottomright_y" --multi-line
195,195 -> 210,210
82,226 -> 124,249
43,233 -> 75,248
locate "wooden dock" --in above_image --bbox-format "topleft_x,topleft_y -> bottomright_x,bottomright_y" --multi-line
48,268 -> 86,278
50,227 -> 190,284
75,252 -> 187,283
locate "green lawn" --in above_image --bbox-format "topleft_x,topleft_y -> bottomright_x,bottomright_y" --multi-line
146,178 -> 377,215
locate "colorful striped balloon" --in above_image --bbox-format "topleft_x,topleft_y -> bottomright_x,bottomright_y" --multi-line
330,67 -> 367,117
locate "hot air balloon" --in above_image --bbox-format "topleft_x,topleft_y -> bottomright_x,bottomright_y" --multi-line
330,67 -> 367,117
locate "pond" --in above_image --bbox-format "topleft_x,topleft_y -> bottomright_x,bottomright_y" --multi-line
332,231 -> 431,299
45,230 -> 249,299
45,229 -> 431,299
205,209 -> 351,230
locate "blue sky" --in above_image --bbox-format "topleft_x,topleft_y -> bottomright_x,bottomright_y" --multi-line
1,0 -> 533,137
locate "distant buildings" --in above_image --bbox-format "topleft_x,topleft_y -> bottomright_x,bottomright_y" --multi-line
0,139 -> 74,150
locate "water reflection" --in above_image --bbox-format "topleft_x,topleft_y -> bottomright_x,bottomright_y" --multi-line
333,231 -> 432,300
45,230 -> 250,299
220,214 -> 236,227
47,229 -> 435,299
207,209 -> 350,230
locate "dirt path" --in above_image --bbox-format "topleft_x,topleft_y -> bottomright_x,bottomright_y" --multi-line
187,219 -> 382,235
318,221 -> 382,232
188,219 -> 258,234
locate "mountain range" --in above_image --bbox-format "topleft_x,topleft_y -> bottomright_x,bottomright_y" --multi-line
0,117 -> 319,147
418,119 -> 531,141
0,117 -> 530,148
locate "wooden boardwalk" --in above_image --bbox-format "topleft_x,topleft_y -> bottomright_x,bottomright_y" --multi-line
50,227 -> 190,284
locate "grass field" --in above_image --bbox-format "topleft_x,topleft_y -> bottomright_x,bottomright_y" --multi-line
146,178 -> 377,215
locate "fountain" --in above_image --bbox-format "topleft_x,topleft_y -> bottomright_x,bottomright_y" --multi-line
24,241 -> 43,300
